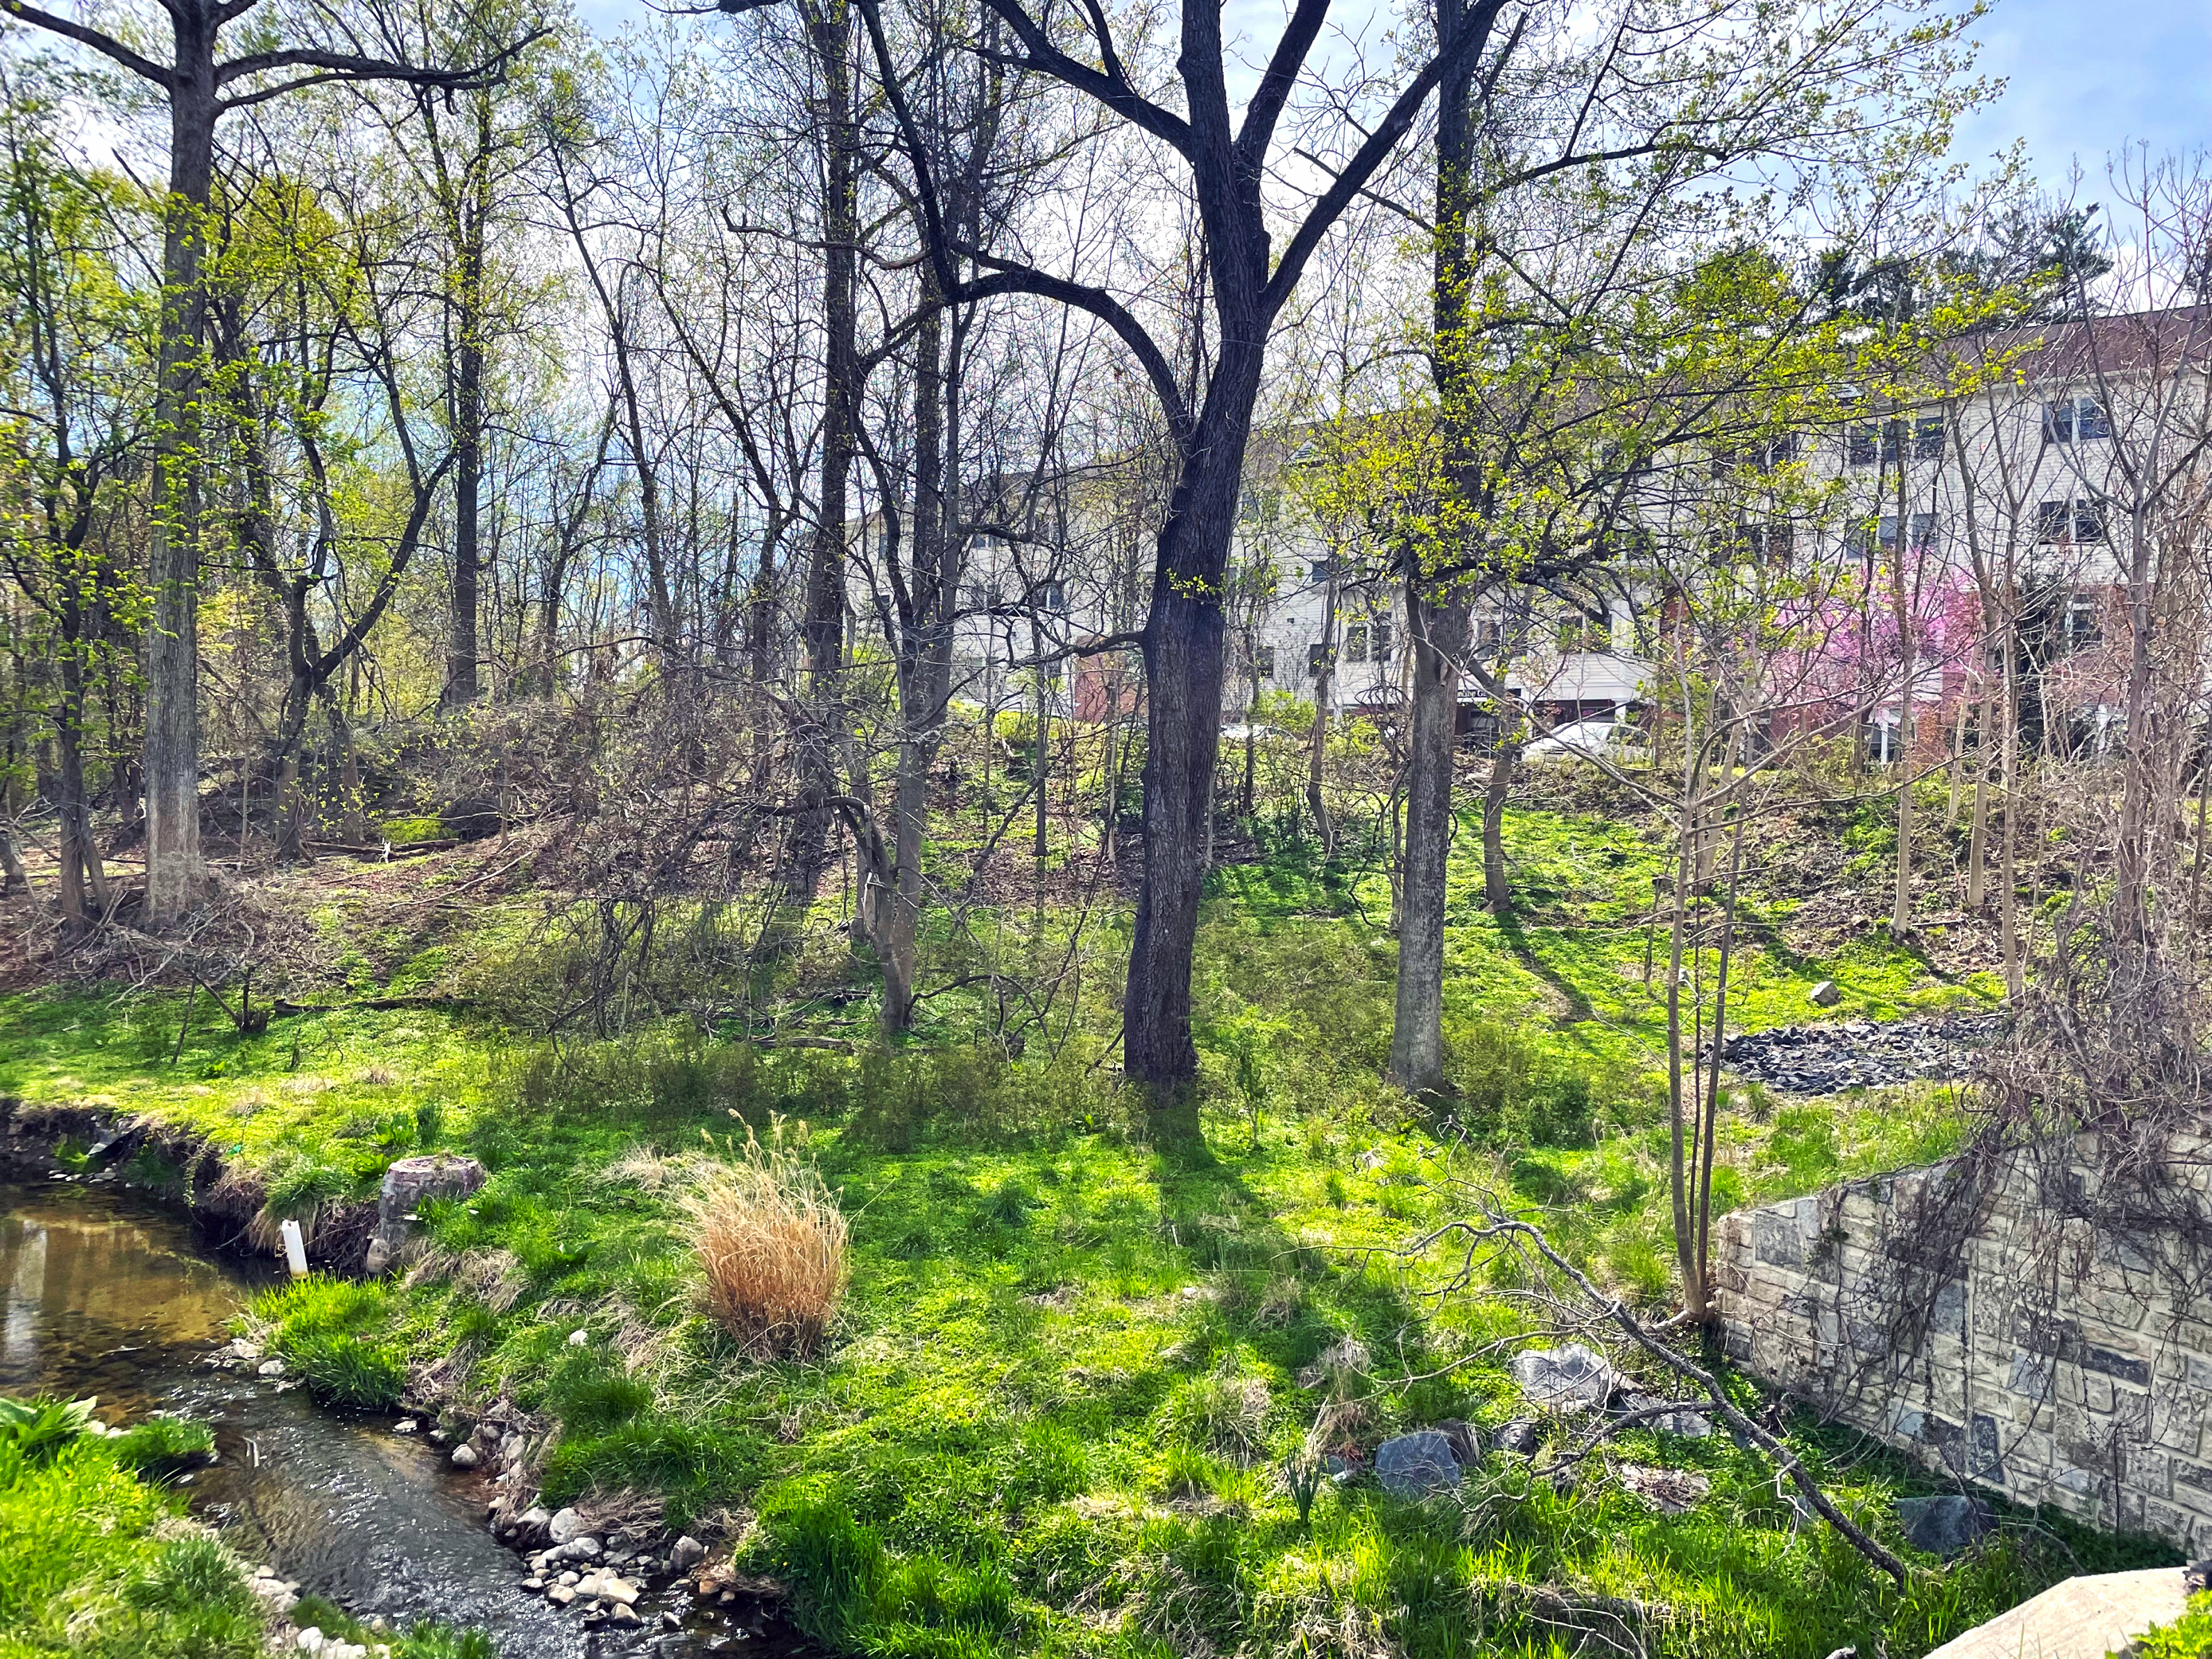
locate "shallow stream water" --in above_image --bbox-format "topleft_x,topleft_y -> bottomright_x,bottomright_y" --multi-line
1,1179 -> 811,1657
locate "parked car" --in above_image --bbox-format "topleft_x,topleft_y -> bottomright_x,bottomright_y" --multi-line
1521,716 -> 1649,767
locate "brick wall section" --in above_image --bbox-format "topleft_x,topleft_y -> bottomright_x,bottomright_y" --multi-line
1712,1141 -> 2212,1551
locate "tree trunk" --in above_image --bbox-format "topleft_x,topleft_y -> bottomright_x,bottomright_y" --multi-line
1480,712 -> 1518,916
1390,586 -> 1470,1095
1124,373 -> 1261,1135
791,0 -> 860,902
143,62 -> 217,922
55,661 -> 93,937
880,277 -> 947,1039
1967,672 -> 1994,912
444,304 -> 485,707
1888,450 -> 1916,938
1306,563 -> 1337,858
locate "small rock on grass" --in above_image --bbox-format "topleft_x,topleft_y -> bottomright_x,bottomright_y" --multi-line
1507,1343 -> 1619,1413
1492,1418 -> 1542,1455
1373,1431 -> 1462,1500
1808,979 -> 1842,1007
1895,1495 -> 1992,1559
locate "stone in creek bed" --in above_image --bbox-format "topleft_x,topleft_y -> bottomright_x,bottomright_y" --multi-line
545,1584 -> 577,1607
257,1358 -> 287,1377
450,1444 -> 480,1469
392,1419 -> 418,1435
547,1506 -> 587,1544
672,1535 -> 708,1571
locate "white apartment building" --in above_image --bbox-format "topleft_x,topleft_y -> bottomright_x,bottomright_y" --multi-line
850,305 -> 2206,749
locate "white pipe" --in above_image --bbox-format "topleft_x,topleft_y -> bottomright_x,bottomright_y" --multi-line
279,1218 -> 308,1278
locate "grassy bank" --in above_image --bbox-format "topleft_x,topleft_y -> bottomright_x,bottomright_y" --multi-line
0,800 -> 2152,1658
0,1399 -> 487,1658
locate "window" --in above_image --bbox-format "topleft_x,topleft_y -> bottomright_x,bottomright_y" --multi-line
1558,614 -> 1611,653
1846,414 -> 1944,466
1344,623 -> 1370,663
1715,524 -> 1794,565
1031,578 -> 1068,614
1853,512 -> 1937,556
1308,642 -> 1328,677
2037,498 -> 2105,544
1747,524 -> 1794,565
1868,709 -> 1904,765
1710,433 -> 1800,477
1253,645 -> 1275,681
1371,618 -> 1391,661
2063,592 -> 2101,653
1308,557 -> 1333,582
2045,397 -> 2110,444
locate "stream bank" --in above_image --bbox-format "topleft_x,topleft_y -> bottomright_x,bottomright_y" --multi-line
1,1175 -> 811,1656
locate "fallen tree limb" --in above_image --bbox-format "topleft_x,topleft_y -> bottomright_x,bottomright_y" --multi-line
1395,1209 -> 1912,1586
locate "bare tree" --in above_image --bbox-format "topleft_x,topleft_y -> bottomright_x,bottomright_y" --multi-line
0,0 -> 543,918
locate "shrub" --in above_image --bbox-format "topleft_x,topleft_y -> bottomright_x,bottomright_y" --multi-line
684,1134 -> 848,1356
250,1278 -> 407,1409
0,1394 -> 96,1463
2132,1591 -> 2212,1659
1159,1371 -> 1273,1465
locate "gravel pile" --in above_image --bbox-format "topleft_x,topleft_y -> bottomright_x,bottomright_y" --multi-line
1717,1012 -> 2006,1095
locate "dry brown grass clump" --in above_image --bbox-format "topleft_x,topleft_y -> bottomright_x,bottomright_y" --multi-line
684,1133 -> 848,1357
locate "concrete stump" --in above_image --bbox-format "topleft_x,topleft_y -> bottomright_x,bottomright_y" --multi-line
363,1154 -> 485,1275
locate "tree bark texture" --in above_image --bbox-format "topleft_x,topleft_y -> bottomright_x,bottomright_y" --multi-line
1390,586 -> 1469,1094
143,43 -> 217,922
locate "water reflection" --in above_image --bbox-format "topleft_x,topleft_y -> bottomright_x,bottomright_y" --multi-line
2,1182 -> 810,1657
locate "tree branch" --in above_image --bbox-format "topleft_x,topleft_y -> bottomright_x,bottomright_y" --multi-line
1262,0 -> 1508,318
0,1 -> 173,87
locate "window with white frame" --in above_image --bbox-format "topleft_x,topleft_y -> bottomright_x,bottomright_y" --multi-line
2036,498 -> 2105,544
2044,397 -> 2111,444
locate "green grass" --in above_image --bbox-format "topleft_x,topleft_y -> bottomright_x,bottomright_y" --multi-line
0,1431 -> 268,1659
0,798 -> 2120,1658
0,1394 -> 500,1658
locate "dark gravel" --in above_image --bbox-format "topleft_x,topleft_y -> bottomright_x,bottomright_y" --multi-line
1716,1012 -> 2006,1095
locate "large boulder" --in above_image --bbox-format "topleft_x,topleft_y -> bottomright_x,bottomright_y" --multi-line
1373,1431 -> 1461,1500
1508,1343 -> 1620,1413
364,1154 -> 485,1276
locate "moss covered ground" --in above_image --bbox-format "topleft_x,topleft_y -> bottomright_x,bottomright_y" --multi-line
0,796 -> 2167,1658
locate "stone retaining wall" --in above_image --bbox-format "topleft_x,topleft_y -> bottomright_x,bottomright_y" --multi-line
1713,1135 -> 2212,1551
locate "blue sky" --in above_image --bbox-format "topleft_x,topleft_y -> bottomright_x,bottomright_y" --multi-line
1951,0 -> 2212,185
571,0 -> 2210,195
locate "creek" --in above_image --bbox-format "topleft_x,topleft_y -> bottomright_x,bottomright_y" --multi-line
1,1178 -> 811,1657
